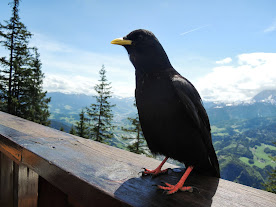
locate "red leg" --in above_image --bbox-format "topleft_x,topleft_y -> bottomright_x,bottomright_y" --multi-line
142,157 -> 169,176
158,166 -> 194,194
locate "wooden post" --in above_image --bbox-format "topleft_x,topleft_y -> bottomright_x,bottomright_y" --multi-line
0,151 -> 14,206
38,176 -> 68,207
0,151 -> 38,207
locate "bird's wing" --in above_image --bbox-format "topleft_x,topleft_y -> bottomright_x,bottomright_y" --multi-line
171,74 -> 211,133
172,74 -> 220,177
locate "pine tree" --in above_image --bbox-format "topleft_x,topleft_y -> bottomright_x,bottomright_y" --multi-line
122,103 -> 147,154
0,0 -> 32,114
0,0 -> 51,125
75,109 -> 89,139
263,142 -> 276,193
21,48 -> 51,125
69,125 -> 76,135
87,65 -> 115,143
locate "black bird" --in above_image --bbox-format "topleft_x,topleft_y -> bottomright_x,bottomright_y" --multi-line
111,29 -> 220,194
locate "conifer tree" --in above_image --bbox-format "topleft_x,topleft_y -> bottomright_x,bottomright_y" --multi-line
75,109 -> 89,139
122,103 -> 147,154
21,48 -> 51,125
0,0 -> 32,114
0,0 -> 51,125
87,65 -> 115,143
69,125 -> 76,135
263,142 -> 276,193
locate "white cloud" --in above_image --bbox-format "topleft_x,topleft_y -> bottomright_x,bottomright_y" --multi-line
196,53 -> 276,103
43,74 -> 97,95
31,33 -> 73,53
43,73 -> 135,97
264,19 -> 276,33
29,33 -> 276,102
30,33 -> 135,97
215,57 -> 232,64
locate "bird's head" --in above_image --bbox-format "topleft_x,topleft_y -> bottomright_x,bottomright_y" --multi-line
111,29 -> 172,73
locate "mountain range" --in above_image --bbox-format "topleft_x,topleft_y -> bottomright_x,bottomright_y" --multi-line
46,90 -> 276,189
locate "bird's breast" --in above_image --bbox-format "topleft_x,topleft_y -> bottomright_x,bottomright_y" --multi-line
135,76 -> 182,124
135,75 -> 211,166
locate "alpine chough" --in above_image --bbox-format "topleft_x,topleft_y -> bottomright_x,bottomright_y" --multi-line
111,29 -> 220,194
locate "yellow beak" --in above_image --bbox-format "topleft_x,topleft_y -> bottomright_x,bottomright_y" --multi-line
111,37 -> 132,46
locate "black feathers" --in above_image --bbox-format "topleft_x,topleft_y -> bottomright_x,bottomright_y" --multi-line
113,29 -> 220,178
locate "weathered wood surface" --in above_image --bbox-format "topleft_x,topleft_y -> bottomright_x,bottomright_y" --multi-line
0,111 -> 275,207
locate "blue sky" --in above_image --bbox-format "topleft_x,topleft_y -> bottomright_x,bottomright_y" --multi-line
0,0 -> 276,102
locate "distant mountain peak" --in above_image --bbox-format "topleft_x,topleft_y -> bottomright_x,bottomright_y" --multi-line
252,90 -> 276,104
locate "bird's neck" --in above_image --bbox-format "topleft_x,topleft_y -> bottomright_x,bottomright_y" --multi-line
133,55 -> 173,74
135,67 -> 177,90
135,67 -> 175,77
130,43 -> 173,74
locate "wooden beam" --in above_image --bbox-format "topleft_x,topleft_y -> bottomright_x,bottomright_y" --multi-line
0,111 -> 275,207
0,151 -> 14,206
0,152 -> 38,207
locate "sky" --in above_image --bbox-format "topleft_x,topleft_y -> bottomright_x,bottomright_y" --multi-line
0,0 -> 276,102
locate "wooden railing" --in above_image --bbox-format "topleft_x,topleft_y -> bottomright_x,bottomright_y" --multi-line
0,111 -> 275,207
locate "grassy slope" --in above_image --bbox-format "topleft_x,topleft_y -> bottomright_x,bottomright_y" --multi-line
240,144 -> 276,168
211,117 -> 276,189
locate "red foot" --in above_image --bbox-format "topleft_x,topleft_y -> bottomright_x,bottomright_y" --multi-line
158,182 -> 193,194
141,157 -> 169,177
157,166 -> 194,194
142,168 -> 169,176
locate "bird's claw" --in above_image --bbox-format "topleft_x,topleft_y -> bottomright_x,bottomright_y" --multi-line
141,168 -> 152,176
141,167 -> 170,177
138,168 -> 146,175
157,183 -> 194,195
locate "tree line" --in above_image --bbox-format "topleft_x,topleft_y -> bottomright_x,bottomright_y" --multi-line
68,65 -> 148,155
0,0 -> 50,125
0,0 -> 147,155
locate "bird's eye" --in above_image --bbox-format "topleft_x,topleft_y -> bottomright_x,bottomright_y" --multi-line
138,35 -> 143,40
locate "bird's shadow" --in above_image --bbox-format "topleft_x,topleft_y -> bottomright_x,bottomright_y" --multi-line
114,168 -> 219,207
